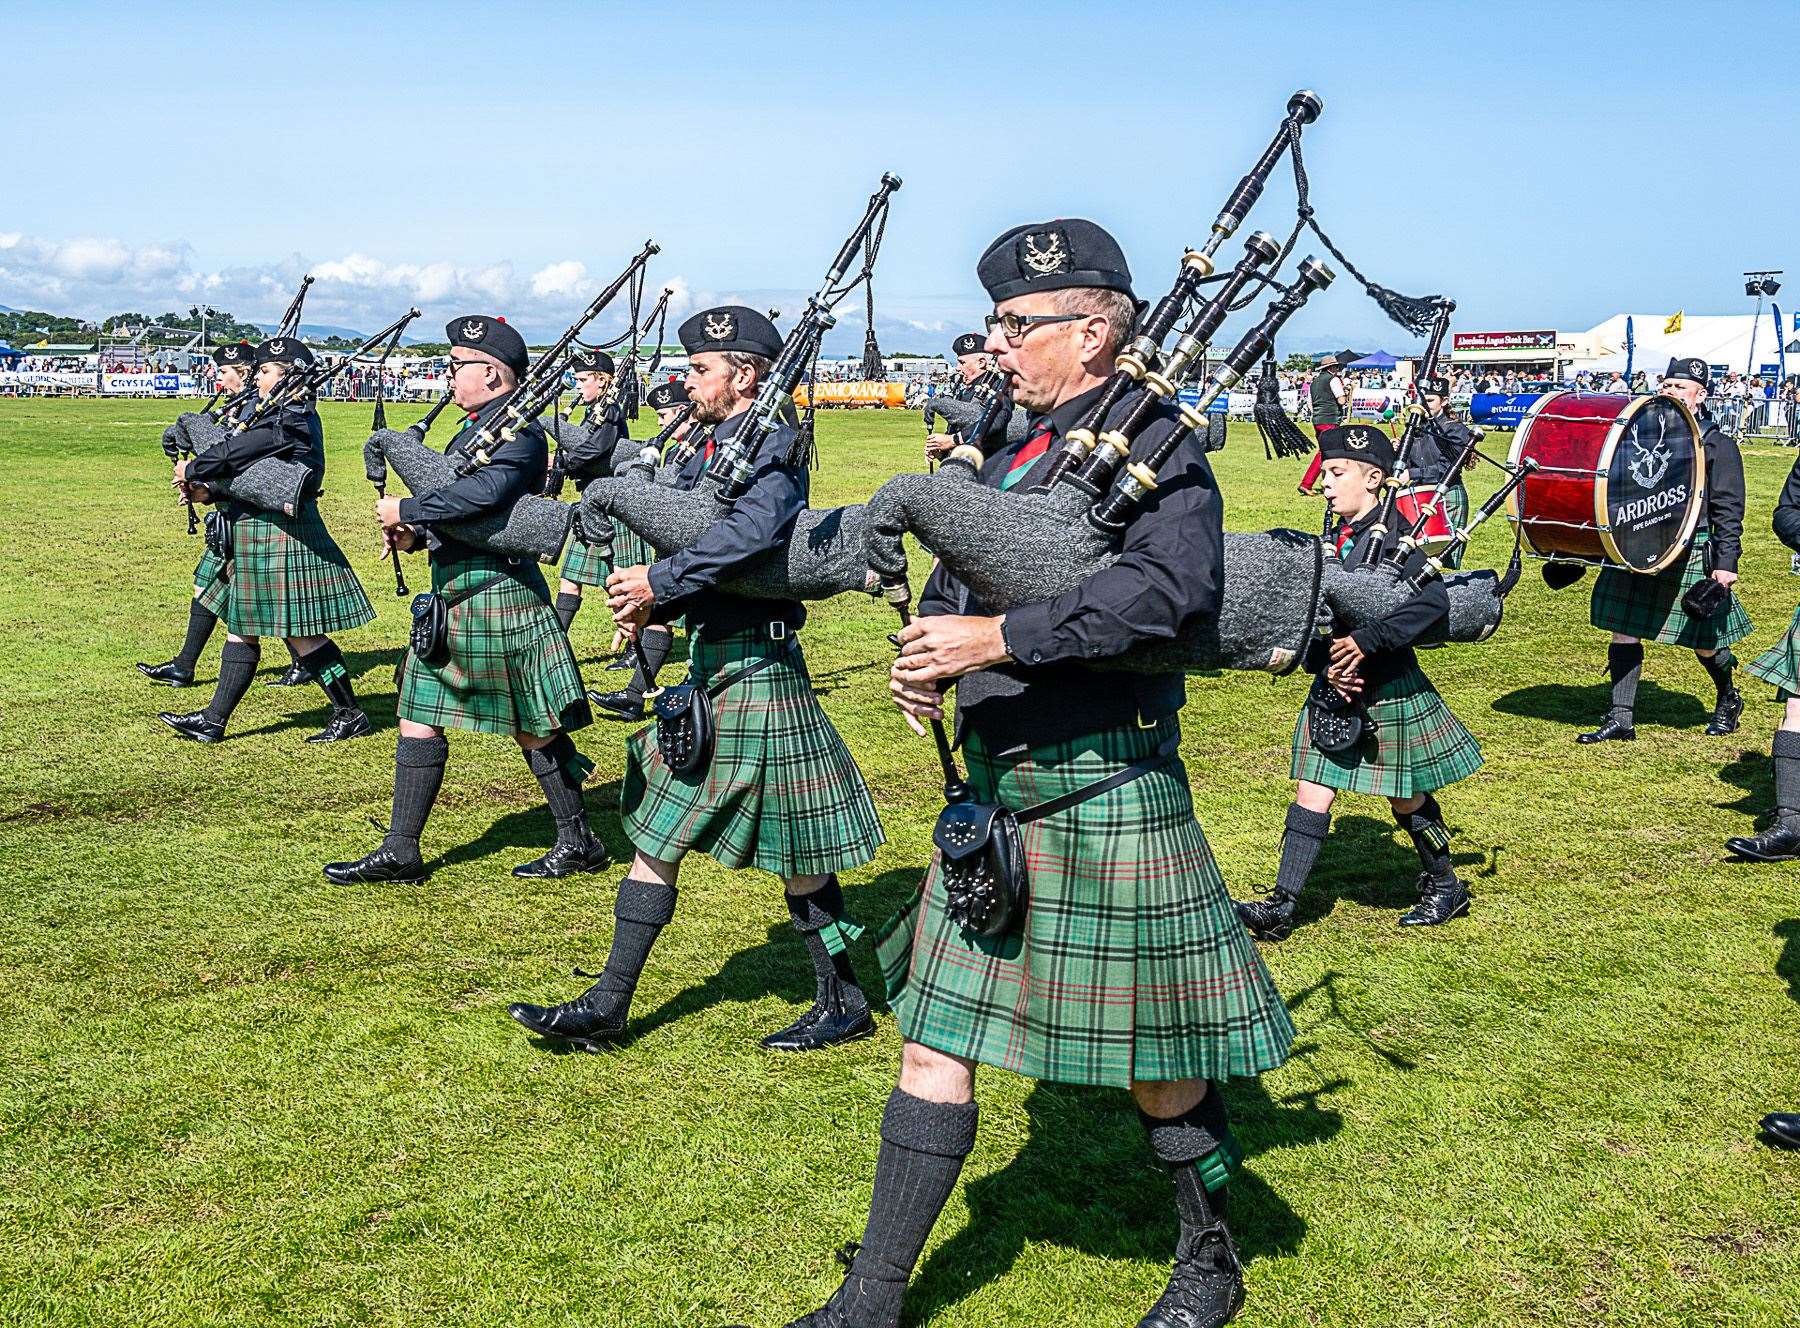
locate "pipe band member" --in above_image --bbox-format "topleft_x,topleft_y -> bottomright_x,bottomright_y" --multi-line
1729,448 -> 1800,862
923,330 -> 1008,463
549,347 -> 626,629
1237,423 -> 1484,945
508,305 -> 885,1056
1409,373 -> 1479,570
744,220 -> 1293,1328
325,314 -> 608,884
163,337 -> 375,745
1581,357 -> 1749,744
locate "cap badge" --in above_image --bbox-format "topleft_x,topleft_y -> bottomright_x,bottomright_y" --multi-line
1020,230 -> 1071,277
267,339 -> 286,356
462,319 -> 486,342
1346,431 -> 1369,450
704,312 -> 735,341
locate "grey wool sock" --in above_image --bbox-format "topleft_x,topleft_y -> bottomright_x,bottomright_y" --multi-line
786,876 -> 866,997
1607,642 -> 1643,723
581,878 -> 679,1022
1698,648 -> 1736,701
555,591 -> 581,633
626,625 -> 674,701
525,734 -> 590,846
382,734 -> 447,859
1399,793 -> 1453,878
1773,729 -> 1800,819
1140,1086 -> 1238,1244
298,639 -> 356,710
203,640 -> 261,726
175,600 -> 218,671
1274,803 -> 1331,902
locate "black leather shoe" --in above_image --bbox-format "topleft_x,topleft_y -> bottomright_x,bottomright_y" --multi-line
322,843 -> 429,884
760,979 -> 875,1052
1577,715 -> 1636,744
509,980 -> 629,1051
1399,871 -> 1470,927
137,659 -> 194,687
266,660 -> 311,688
305,707 -> 372,744
511,830 -> 613,879
587,687 -> 646,721
159,710 -> 224,743
1138,1221 -> 1245,1328
722,1245 -> 905,1328
1706,687 -> 1744,737
604,646 -> 637,673
1726,818 -> 1800,862
1234,893 -> 1297,943
1760,1112 -> 1800,1149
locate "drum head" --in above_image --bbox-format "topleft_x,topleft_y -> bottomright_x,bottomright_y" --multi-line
1600,397 -> 1701,571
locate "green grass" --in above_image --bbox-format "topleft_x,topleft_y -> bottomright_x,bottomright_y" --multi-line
2,398 -> 1799,1326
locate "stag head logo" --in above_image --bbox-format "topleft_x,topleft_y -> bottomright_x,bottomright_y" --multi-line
267,339 -> 287,356
1019,230 -> 1071,277
461,319 -> 486,342
704,312 -> 735,341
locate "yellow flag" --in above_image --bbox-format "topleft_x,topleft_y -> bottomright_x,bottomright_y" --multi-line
1664,310 -> 1683,335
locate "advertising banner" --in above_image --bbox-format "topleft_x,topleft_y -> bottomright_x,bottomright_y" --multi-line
102,373 -> 195,395
1452,330 -> 1556,352
1469,392 -> 1546,430
794,382 -> 906,408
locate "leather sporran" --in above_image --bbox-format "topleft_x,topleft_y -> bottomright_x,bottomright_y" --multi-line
408,593 -> 450,666
1306,672 -> 1367,756
933,800 -> 1028,939
652,683 -> 714,776
203,510 -> 233,559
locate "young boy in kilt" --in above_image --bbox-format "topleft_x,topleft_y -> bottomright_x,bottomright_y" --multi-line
735,223 -> 1294,1328
1580,357 -> 1750,744
325,315 -> 609,885
1728,450 -> 1800,861
1236,423 -> 1483,942
162,338 -> 374,744
507,306 -> 884,1055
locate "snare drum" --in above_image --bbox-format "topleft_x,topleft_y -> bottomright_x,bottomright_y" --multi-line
1393,484 -> 1454,554
1506,391 -> 1703,573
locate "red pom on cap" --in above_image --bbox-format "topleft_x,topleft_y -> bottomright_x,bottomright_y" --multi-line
495,316 -> 506,324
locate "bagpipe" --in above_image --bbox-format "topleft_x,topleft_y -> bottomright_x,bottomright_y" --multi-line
192,308 -> 423,518
365,241 -> 659,564
573,176 -> 903,599
544,282 -> 676,495
923,367 -> 1026,455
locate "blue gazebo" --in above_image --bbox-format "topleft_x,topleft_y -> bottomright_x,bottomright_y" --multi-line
1348,350 -> 1398,370
0,343 -> 23,361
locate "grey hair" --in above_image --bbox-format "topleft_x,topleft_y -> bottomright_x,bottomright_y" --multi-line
1049,287 -> 1136,358
723,351 -> 774,380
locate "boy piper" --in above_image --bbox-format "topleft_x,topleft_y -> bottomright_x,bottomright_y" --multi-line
1579,357 -> 1750,744
1236,423 -> 1483,941
324,315 -> 608,883
163,338 -> 375,744
507,306 -> 884,1054
1728,449 -> 1800,862
1408,373 -> 1479,570
733,222 -> 1294,1328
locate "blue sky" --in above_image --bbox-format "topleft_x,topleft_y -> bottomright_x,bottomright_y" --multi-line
4,0 -> 1796,354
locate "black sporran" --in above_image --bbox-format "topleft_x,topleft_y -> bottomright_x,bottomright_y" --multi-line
933,800 -> 1028,939
652,683 -> 714,776
203,510 -> 233,559
1306,673 -> 1367,755
408,593 -> 450,666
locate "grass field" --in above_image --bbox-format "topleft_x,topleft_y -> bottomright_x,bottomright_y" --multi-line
3,397 -> 1800,1327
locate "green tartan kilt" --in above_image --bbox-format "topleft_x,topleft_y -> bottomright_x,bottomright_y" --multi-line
621,629 -> 884,876
1292,666 -> 1484,799
1589,537 -> 1752,650
194,504 -> 375,638
398,556 -> 589,737
1748,604 -> 1800,700
560,531 -> 612,588
611,518 -> 652,571
192,543 -> 226,595
876,719 -> 1295,1089
1438,482 -> 1470,570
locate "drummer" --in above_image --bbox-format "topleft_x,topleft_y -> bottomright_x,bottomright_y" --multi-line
1403,375 -> 1481,570
1579,357 -> 1749,744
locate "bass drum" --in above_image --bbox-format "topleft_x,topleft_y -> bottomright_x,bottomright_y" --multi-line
1506,390 -> 1703,573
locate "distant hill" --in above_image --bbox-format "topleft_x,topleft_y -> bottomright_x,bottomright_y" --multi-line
256,320 -> 370,342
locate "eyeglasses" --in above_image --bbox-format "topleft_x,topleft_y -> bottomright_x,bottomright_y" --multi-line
446,358 -> 483,375
983,312 -> 1083,344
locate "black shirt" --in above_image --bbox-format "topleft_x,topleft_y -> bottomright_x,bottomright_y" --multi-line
645,407 -> 807,638
917,380 -> 1223,753
1696,406 -> 1745,573
1772,451 -> 1800,555
1330,506 -> 1449,688
562,403 -> 631,489
396,389 -> 547,567
1408,410 -> 1477,488
185,398 -> 323,518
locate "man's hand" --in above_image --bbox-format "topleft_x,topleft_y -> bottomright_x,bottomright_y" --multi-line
924,431 -> 957,461
383,524 -> 422,554
889,675 -> 945,736
892,615 -> 1010,688
606,564 -> 655,635
1712,568 -> 1739,590
173,458 -> 190,484
1325,634 -> 1366,698
375,496 -> 406,529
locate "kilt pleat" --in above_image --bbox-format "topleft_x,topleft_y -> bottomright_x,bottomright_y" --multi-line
1439,483 -> 1470,570
1292,666 -> 1484,798
876,720 -> 1294,1089
560,534 -> 612,588
398,556 -> 587,737
621,630 -> 884,876
1589,537 -> 1752,649
611,518 -> 652,571
192,544 -> 226,595
1748,604 -> 1800,699
196,504 -> 375,638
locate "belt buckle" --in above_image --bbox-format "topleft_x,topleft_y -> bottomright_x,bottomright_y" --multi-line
768,620 -> 788,641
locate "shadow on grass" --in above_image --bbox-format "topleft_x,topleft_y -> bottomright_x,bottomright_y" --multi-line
1492,678 -> 1711,731
906,1071 -> 1338,1321
427,779 -> 628,873
1775,919 -> 1800,1005
806,656 -> 885,696
1277,813 -> 1491,933
1717,748 -> 1773,821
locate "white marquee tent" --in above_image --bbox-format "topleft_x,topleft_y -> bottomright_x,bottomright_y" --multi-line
1572,312 -> 1797,379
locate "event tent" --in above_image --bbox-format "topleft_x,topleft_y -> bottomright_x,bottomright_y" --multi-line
1348,351 -> 1398,369
1573,313 -> 1792,379
0,344 -> 21,360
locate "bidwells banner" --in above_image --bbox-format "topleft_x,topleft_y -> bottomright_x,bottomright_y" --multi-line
1469,392 -> 1545,429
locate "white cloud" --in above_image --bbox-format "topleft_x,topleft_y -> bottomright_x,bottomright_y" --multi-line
529,259 -> 587,299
